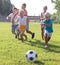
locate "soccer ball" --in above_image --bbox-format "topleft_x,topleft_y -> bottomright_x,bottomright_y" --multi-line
26,50 -> 38,62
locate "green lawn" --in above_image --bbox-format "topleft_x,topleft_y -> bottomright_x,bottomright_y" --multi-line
0,22 -> 60,65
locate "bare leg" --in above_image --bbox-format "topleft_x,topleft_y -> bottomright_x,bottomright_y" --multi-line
48,37 -> 51,41
44,34 -> 51,48
41,25 -> 44,40
26,22 -> 35,39
45,34 -> 48,45
26,30 -> 35,39
23,33 -> 27,41
20,31 -> 24,43
41,28 -> 44,40
20,31 -> 27,43
26,30 -> 33,35
18,31 -> 27,40
20,35 -> 24,42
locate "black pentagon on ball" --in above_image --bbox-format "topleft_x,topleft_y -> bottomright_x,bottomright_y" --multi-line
29,57 -> 34,60
30,51 -> 33,54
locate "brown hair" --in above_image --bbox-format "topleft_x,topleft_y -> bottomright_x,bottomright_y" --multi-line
22,3 -> 26,7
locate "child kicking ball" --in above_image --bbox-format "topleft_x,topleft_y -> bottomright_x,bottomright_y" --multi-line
44,13 -> 53,48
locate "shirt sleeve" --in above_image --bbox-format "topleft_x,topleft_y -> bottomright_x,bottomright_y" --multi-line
8,13 -> 13,17
6,13 -> 13,20
43,20 -> 46,24
49,20 -> 53,24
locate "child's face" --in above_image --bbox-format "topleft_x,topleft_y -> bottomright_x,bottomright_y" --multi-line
43,7 -> 47,12
22,5 -> 26,9
45,16 -> 50,21
13,9 -> 18,15
12,9 -> 15,13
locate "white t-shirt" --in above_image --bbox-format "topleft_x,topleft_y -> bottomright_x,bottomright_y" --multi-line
19,16 -> 27,26
7,13 -> 20,25
40,12 -> 47,24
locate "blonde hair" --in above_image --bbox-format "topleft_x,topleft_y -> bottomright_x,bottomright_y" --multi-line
45,13 -> 51,17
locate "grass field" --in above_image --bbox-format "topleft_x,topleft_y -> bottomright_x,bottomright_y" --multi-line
0,22 -> 60,65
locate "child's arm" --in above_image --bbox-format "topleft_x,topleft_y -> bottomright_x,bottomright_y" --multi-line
40,18 -> 45,20
6,13 -> 12,20
44,24 -> 52,27
44,20 -> 53,27
40,13 -> 45,21
6,16 -> 11,21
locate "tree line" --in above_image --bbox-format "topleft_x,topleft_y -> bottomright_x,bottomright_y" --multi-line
51,0 -> 60,23
0,0 -> 60,23
0,0 -> 13,16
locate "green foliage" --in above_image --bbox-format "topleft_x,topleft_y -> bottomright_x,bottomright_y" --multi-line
0,22 -> 60,65
51,13 -> 58,23
51,0 -> 60,23
0,0 -> 12,16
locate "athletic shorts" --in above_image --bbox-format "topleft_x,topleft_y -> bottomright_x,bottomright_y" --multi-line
12,24 -> 18,34
19,25 -> 26,32
44,30 -> 52,37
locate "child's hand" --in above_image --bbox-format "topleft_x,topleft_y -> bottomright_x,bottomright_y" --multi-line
43,24 -> 46,27
14,11 -> 18,16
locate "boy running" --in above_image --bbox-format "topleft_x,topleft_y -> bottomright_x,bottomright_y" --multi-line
6,7 -> 20,38
44,13 -> 53,48
21,3 -> 35,39
40,6 -> 48,40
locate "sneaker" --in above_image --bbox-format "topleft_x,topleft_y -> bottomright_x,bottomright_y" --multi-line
45,45 -> 48,48
32,33 -> 35,39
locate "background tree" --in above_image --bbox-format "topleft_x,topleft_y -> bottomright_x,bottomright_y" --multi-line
0,0 -> 12,16
51,0 -> 60,23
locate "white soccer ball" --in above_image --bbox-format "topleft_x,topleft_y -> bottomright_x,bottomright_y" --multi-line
26,50 -> 38,62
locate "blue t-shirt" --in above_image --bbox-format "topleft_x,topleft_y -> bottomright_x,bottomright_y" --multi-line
44,19 -> 53,33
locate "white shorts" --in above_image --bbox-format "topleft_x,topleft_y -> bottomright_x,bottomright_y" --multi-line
44,30 -> 52,37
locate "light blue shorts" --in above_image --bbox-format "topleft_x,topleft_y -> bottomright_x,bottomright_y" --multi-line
12,24 -> 18,34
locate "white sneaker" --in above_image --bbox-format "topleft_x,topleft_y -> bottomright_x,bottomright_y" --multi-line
45,45 -> 48,48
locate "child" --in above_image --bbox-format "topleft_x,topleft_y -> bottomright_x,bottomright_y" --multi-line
18,10 -> 27,43
40,6 -> 48,40
6,7 -> 20,38
44,13 -> 53,48
21,3 -> 35,39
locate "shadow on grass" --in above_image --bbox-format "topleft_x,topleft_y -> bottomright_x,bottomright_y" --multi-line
27,39 -> 44,48
26,39 -> 60,53
18,60 -> 44,65
34,61 -> 44,65
47,43 -> 60,53
43,59 -> 60,62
